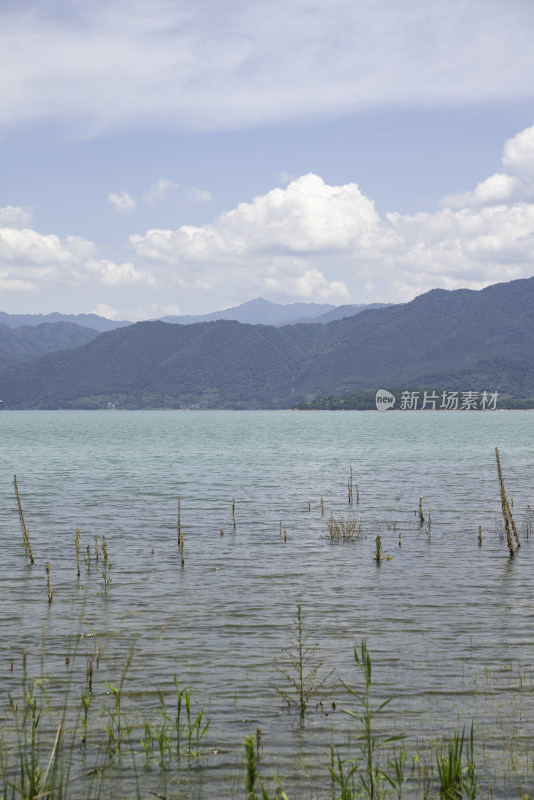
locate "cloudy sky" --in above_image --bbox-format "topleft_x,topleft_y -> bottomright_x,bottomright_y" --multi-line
2,0 -> 534,320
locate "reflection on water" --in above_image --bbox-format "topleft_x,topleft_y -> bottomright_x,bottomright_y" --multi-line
0,410 -> 533,797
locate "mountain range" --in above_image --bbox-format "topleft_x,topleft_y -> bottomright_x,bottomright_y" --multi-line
0,298 -> 389,333
0,276 -> 532,409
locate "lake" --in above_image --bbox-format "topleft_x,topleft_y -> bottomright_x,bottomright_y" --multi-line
1,409 -> 533,798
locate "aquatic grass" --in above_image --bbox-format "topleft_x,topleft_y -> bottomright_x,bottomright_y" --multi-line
244,734 -> 259,800
337,642 -> 406,800
270,604 -> 334,722
418,497 -> 425,525
325,513 -> 364,542
435,725 -> 477,800
103,639 -> 137,756
97,535 -> 112,596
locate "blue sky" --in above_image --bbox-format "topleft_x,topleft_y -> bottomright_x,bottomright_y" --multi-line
2,0 -> 534,320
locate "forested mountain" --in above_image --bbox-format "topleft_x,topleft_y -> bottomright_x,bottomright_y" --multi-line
0,322 -> 100,372
1,277 -> 533,408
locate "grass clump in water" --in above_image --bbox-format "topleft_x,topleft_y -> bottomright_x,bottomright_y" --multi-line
325,513 -> 364,542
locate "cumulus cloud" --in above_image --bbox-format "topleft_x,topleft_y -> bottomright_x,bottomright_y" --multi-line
0,206 -> 34,227
130,173 -> 378,302
129,129 -> 534,305
441,125 -> 534,208
108,191 -> 136,213
5,124 -> 534,313
0,223 -> 153,296
1,0 -> 534,137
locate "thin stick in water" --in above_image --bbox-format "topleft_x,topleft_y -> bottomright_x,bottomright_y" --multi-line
46,562 -> 53,604
13,474 -> 34,564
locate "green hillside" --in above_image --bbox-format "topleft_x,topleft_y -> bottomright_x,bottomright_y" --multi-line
1,276 -> 534,408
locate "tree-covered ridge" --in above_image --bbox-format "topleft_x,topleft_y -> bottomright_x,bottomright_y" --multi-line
1,276 -> 534,408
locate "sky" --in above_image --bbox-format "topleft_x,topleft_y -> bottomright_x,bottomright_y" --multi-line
2,0 -> 534,321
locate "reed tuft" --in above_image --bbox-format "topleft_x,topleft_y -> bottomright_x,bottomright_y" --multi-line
325,513 -> 364,541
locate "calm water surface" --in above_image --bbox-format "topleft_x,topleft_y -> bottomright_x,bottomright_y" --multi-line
0,410 -> 533,798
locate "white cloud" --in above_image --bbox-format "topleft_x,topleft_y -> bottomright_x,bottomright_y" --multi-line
129,128 -> 534,305
0,224 -> 153,296
90,303 -> 119,320
131,173 -> 377,303
144,178 -> 212,206
441,125 -> 534,208
108,191 -> 136,213
5,124 -> 534,313
1,0 -> 534,137
0,206 -> 34,227
502,125 -> 534,181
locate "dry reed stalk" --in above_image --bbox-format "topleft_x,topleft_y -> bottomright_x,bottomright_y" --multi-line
355,484 -> 360,504
46,562 -> 53,603
374,534 -> 383,563
13,474 -> 34,564
495,448 -> 520,555
75,528 -> 80,577
308,501 -> 311,511
175,497 -> 184,566
232,498 -> 236,531
176,496 -> 185,564
220,528 -> 224,536
347,465 -> 353,504
478,525 -> 482,546
280,520 -> 282,536
320,495 -> 324,516
283,529 -> 287,542
418,497 -> 424,524
398,531 -> 402,547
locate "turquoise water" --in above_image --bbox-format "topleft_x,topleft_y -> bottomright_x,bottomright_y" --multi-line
1,410 -> 533,797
